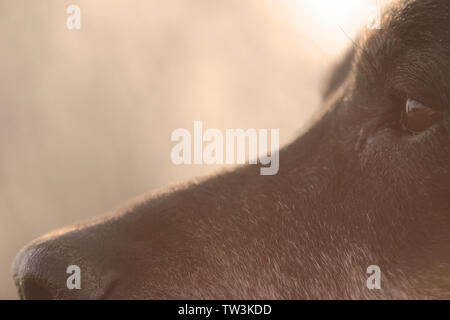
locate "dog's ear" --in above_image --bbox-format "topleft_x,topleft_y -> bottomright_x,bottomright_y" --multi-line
322,46 -> 355,100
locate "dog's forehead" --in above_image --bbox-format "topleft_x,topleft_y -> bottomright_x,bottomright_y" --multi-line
361,0 -> 450,60
388,0 -> 450,44
353,0 -> 450,99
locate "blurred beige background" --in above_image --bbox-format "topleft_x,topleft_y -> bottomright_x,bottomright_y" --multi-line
0,0 -> 376,299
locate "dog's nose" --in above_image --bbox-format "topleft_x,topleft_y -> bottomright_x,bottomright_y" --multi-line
12,227 -> 119,300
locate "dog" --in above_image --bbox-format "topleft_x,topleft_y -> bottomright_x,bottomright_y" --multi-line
12,0 -> 450,299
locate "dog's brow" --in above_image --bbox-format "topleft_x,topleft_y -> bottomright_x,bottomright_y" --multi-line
392,52 -> 450,109
354,0 -> 450,108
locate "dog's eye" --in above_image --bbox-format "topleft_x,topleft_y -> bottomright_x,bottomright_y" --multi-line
402,99 -> 443,133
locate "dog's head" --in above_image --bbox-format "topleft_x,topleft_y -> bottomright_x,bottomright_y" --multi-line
13,0 -> 450,299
